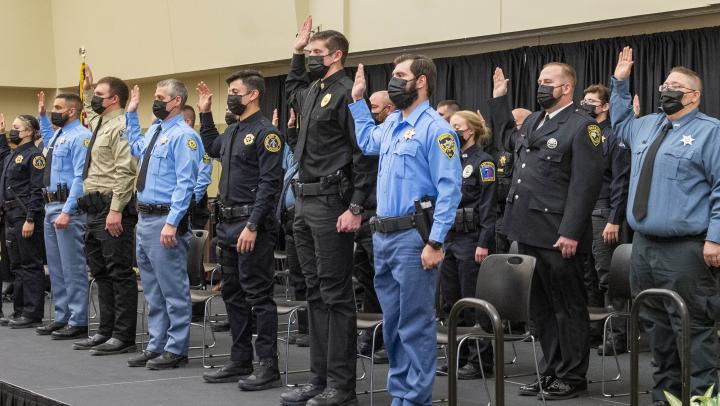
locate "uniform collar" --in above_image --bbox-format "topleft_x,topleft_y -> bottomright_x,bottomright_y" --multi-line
546,101 -> 573,120
62,119 -> 82,132
398,100 -> 430,128
102,108 -> 124,121
598,118 -> 611,131
158,113 -> 183,129
238,110 -> 263,124
320,69 -> 345,88
14,141 -> 36,153
668,107 -> 699,129
461,143 -> 480,156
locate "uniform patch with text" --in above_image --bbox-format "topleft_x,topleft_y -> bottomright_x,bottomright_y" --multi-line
202,153 -> 211,164
587,124 -> 602,147
33,155 -> 46,170
437,133 -> 456,159
186,138 -> 198,151
480,161 -> 495,182
264,133 -> 282,153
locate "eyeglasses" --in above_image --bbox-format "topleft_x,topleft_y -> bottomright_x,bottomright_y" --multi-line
580,99 -> 601,107
658,84 -> 697,93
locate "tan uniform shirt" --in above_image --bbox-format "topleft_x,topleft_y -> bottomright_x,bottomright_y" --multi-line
83,90 -> 137,212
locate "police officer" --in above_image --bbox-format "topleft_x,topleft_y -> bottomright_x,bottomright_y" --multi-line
74,65 -> 139,356
196,70 -> 283,390
437,99 -> 460,122
281,16 -> 373,406
350,55 -> 462,406
504,62 -> 603,400
0,114 -> 46,329
578,84 -> 631,354
436,110 -> 496,380
612,46 -> 720,404
182,105 -> 213,231
34,92 -> 91,339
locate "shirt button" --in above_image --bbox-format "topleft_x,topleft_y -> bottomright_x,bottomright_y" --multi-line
547,156 -> 551,160
521,163 -> 526,168
526,148 -> 530,152
514,194 -> 519,200
517,179 -> 522,184
544,208 -> 548,212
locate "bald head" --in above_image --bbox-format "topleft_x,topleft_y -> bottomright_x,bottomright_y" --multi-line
370,90 -> 395,123
512,108 -> 532,129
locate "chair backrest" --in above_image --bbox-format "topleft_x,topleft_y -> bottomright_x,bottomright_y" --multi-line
608,243 -> 632,300
475,254 -> 535,323
187,229 -> 209,288
508,241 -> 519,254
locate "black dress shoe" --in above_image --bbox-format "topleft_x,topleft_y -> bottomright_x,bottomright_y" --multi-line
436,363 -> 449,375
597,336 -> 627,356
458,363 -> 494,380
295,333 -> 310,347
281,384 -> 325,406
36,321 -> 67,335
518,375 -> 555,396
51,325 -> 88,340
372,348 -> 389,364
539,379 -> 587,400
73,334 -> 109,350
203,361 -> 253,383
238,358 -> 282,391
89,338 -> 137,355
0,312 -> 20,326
9,316 -> 43,329
307,387 -> 358,406
146,352 -> 188,370
127,350 -> 161,367
210,320 -> 230,333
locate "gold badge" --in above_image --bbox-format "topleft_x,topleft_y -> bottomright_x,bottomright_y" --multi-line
437,133 -> 456,159
480,161 -> 496,182
15,155 -> 23,164
202,153 -> 211,164
244,134 -> 255,145
159,136 -> 169,145
404,129 -> 416,140
499,155 -> 507,168
588,124 -> 602,147
186,138 -> 197,151
32,156 -> 46,170
264,133 -> 282,153
82,138 -> 90,148
320,93 -> 332,108
59,137 -> 66,144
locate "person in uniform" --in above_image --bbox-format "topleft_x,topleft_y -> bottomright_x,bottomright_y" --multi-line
0,114 -> 46,329
196,70 -> 283,390
436,110 -> 496,379
578,84 -> 631,354
34,92 -> 92,339
503,62 -> 604,400
182,105 -> 213,231
350,54 -> 462,406
612,46 -> 720,404
73,65 -> 139,356
436,99 -> 461,122
281,16 -> 373,406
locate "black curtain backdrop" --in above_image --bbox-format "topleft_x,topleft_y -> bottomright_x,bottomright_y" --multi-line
261,25 -> 720,133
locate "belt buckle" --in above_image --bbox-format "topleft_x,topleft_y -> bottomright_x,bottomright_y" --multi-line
296,183 -> 304,196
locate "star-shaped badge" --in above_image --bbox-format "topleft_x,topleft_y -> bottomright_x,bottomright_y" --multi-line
404,128 -> 416,140
681,135 -> 694,146
159,136 -> 169,145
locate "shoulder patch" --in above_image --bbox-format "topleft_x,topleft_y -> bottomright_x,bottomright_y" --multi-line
82,138 -> 90,148
186,138 -> 198,151
437,133 -> 456,159
15,155 -> 23,164
32,155 -> 46,170
202,153 -> 211,164
480,161 -> 495,182
264,133 -> 282,153
588,124 -> 602,147
244,134 -> 255,145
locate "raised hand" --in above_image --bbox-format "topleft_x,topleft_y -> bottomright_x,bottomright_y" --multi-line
196,81 -> 213,113
127,85 -> 140,113
294,15 -> 312,54
351,64 -> 366,102
0,113 -> 5,133
272,108 -> 279,127
287,108 -> 296,128
492,67 -> 509,98
83,64 -> 94,91
38,91 -> 46,115
632,94 -> 641,118
614,46 -> 634,81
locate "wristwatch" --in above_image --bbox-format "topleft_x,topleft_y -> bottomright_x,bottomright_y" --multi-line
25,218 -> 34,224
348,203 -> 364,215
427,239 -> 443,250
245,222 -> 258,232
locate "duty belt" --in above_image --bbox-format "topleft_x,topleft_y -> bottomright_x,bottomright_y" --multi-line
43,191 -> 67,204
77,192 -> 113,214
3,200 -> 21,211
292,181 -> 340,197
137,203 -> 171,215
641,232 -> 706,243
369,214 -> 422,234
452,207 -> 478,233
216,204 -> 252,223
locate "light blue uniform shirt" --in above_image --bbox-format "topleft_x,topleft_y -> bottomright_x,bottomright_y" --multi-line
194,147 -> 213,204
126,112 -> 201,227
38,116 -> 92,213
611,77 -> 720,242
349,100 -> 462,243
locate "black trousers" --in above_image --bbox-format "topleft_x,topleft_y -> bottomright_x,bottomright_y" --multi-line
217,218 -> 278,362
440,232 -> 493,367
284,210 -> 308,334
354,219 -> 381,314
5,211 -> 44,320
191,193 -> 210,231
85,206 -> 138,342
518,243 -> 590,384
293,194 -> 356,390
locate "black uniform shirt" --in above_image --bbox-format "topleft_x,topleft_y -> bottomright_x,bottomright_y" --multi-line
596,119 -> 630,225
0,137 -> 45,221
457,144 -> 497,248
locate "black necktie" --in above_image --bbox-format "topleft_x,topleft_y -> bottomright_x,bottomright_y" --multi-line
294,82 -> 322,163
632,122 -> 673,221
219,126 -> 240,202
136,125 -> 162,193
82,116 -> 103,179
43,129 -> 62,187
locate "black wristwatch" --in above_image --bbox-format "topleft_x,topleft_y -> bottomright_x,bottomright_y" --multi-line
245,222 -> 258,232
25,218 -> 34,224
348,203 -> 364,215
427,239 -> 443,250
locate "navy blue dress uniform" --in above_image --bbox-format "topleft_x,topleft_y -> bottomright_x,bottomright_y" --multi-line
503,103 -> 604,392
125,111 -> 200,366
611,76 -> 720,401
199,110 -> 283,380
0,134 -> 46,326
284,53 -> 373,397
439,143 -> 496,375
350,99 -> 462,405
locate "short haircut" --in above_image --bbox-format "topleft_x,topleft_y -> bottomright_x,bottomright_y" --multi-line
55,93 -> 83,114
225,69 -> 266,100
393,54 -> 437,98
542,62 -> 577,86
17,114 -> 40,139
453,110 -> 490,145
157,78 -> 188,106
309,30 -> 349,65
583,84 -> 610,105
96,76 -> 130,108
182,105 -> 196,127
437,99 -> 460,113
669,66 -> 703,91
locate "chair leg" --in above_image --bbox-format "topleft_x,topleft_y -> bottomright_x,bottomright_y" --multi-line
474,339 -> 491,406
530,336 -> 546,406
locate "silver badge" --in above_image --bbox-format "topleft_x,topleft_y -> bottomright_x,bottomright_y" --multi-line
462,165 -> 473,179
546,138 -> 558,149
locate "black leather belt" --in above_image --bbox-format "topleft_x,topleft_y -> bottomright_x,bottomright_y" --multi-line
369,214 -> 421,234
3,200 -> 21,211
137,203 -> 171,215
452,207 -> 477,233
292,182 -> 340,197
43,191 -> 67,204
217,204 -> 252,223
641,232 -> 706,243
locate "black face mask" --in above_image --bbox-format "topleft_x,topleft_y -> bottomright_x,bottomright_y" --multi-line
579,102 -> 598,118
227,95 -> 247,116
659,90 -> 686,115
456,129 -> 468,147
307,55 -> 330,81
388,77 -> 418,110
91,96 -> 107,114
536,84 -> 561,110
8,129 -> 22,145
51,111 -> 70,127
225,111 -> 237,126
153,100 -> 171,120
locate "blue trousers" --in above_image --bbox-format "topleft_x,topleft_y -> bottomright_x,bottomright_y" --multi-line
136,213 -> 191,356
43,203 -> 88,326
374,229 -> 437,406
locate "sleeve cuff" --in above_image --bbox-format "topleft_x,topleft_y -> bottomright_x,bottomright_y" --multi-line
350,190 -> 366,207
109,198 -> 126,213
